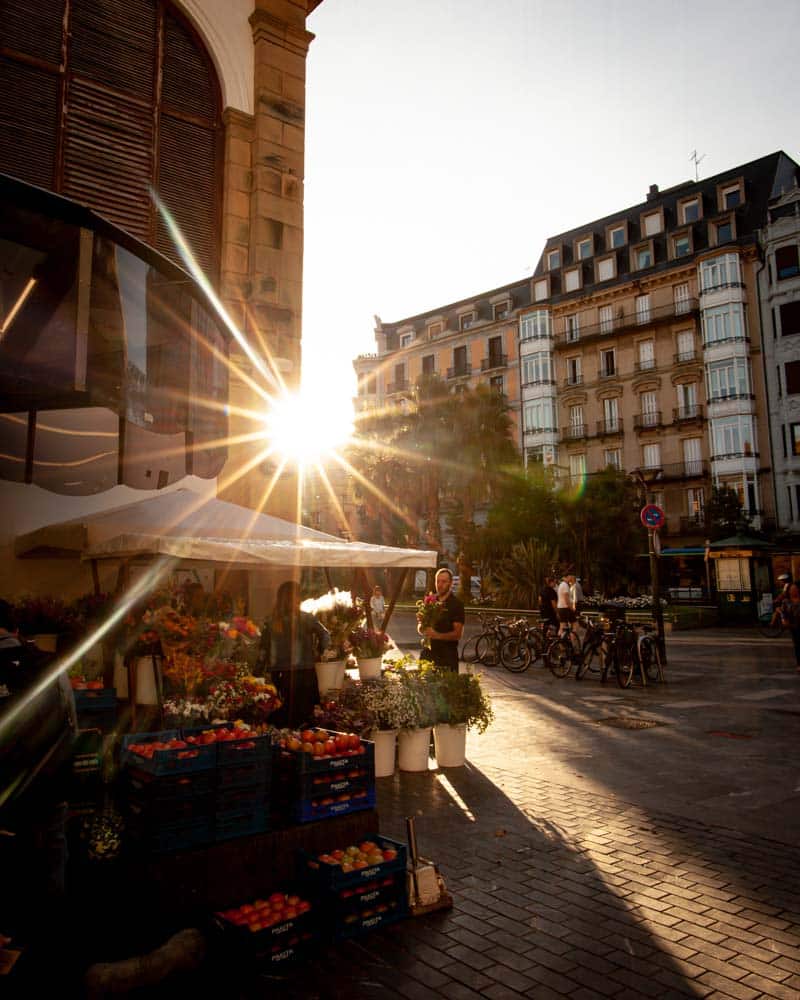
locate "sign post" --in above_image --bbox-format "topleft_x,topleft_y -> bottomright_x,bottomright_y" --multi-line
640,504 -> 667,664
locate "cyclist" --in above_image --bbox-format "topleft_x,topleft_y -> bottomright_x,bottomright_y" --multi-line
778,575 -> 800,670
769,573 -> 792,628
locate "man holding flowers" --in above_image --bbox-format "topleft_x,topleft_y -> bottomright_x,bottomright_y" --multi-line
417,567 -> 465,672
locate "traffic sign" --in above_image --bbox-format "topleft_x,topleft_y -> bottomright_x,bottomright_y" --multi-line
640,504 -> 665,529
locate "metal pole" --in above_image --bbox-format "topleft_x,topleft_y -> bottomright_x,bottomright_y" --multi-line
649,529 -> 667,665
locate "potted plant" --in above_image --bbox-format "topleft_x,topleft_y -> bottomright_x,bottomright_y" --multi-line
301,589 -> 365,694
386,656 -> 438,772
421,664 -> 494,767
12,595 -> 77,651
349,626 -> 390,680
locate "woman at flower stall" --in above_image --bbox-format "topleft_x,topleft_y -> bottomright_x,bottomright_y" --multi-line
417,567 -> 465,672
256,581 -> 330,728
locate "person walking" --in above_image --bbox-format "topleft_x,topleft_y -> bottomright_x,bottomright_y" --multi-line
256,581 -> 330,728
418,567 -> 465,671
369,585 -> 385,626
570,576 -> 585,615
778,575 -> 800,670
539,576 -> 558,633
557,573 -> 576,634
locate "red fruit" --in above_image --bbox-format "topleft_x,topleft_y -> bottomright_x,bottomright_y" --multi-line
286,894 -> 300,907
302,742 -> 314,754
348,733 -> 361,750
300,729 -> 315,743
323,740 -> 337,756
335,734 -> 349,751
311,742 -> 325,757
268,893 -> 285,906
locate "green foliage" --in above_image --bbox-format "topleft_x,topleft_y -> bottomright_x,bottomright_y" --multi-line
492,539 -> 559,609
706,485 -> 751,540
420,663 -> 494,733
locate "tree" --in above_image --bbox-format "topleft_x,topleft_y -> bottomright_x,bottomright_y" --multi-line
492,539 -> 560,609
706,485 -> 751,540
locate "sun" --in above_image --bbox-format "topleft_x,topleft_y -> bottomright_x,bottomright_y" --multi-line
262,389 -> 353,466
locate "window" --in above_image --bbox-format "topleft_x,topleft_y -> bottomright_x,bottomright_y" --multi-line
453,344 -> 468,374
566,356 -> 582,385
776,245 -> 800,280
635,243 -> 654,269
569,405 -> 585,437
673,234 -> 691,258
699,253 -> 740,291
522,352 -> 552,384
647,490 -> 665,510
565,314 -> 580,342
674,282 -> 691,315
577,238 -> 593,260
428,322 -> 443,337
421,354 -> 436,375
520,310 -> 551,340
676,330 -> 694,361
603,397 -> 619,432
459,313 -> 475,331
780,301 -> 800,337
790,423 -> 800,456
686,487 -> 705,522
608,225 -> 626,248
487,335 -> 504,367
681,198 -> 700,224
599,304 -> 614,333
640,390 -> 658,427
391,362 -> 406,390
400,332 -> 413,347
642,443 -> 661,469
524,399 -> 557,433
493,303 -> 509,320
677,381 -> 698,417
635,294 -> 651,325
702,304 -> 745,345
713,217 -> 734,245
604,448 -> 621,470
546,249 -> 560,270
489,374 -> 504,393
681,438 -> 703,476
569,453 -> 586,480
596,256 -> 615,282
638,340 -> 655,371
564,267 -> 581,292
643,212 -> 662,236
711,415 -> 755,458
785,361 -> 800,395
534,278 -> 549,301
600,348 -> 616,377
720,184 -> 742,210
706,356 -> 750,400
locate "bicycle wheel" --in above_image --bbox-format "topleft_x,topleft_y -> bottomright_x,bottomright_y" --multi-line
460,634 -> 480,663
476,633 -> 499,667
757,617 -> 783,639
575,638 -> 603,680
638,636 -> 661,682
546,637 -> 573,678
500,634 -> 532,673
615,635 -> 635,689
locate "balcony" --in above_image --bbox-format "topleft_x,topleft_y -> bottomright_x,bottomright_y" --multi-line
561,424 -> 589,442
673,404 -> 705,424
634,359 -> 657,374
597,367 -> 618,380
707,391 -> 755,404
563,374 -> 583,387
659,460 -> 710,481
481,354 -> 508,371
522,378 -> 556,388
679,515 -> 707,534
386,379 -> 409,394
699,280 -> 746,296
633,411 -> 662,431
710,450 -> 760,463
596,418 -> 623,437
446,365 -> 472,380
673,350 -> 698,365
702,335 -> 750,350
554,297 -> 699,349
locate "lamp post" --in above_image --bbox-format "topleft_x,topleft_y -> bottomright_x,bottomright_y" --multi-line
631,468 -> 667,665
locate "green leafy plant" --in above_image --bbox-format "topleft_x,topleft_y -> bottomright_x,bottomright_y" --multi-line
12,595 -> 77,636
420,663 -> 494,734
385,655 -> 438,729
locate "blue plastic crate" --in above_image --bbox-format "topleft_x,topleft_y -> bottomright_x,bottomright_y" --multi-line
128,789 -> 215,825
121,730 -> 216,775
215,805 -> 268,842
298,834 -> 406,890
298,762 -> 374,800
126,767 -> 215,801
216,783 -> 270,816
76,705 -> 116,735
279,732 -> 375,777
73,687 -> 116,710
129,814 -> 214,854
333,900 -> 409,940
294,786 -> 375,824
216,759 -> 270,791
180,725 -> 272,766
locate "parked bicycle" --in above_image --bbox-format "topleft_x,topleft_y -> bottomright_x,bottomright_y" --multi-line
545,616 -> 606,679
499,618 -> 559,673
461,613 -> 521,667
636,623 -> 665,683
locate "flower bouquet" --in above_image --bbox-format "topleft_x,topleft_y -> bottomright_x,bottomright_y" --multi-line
12,595 -> 77,637
349,626 -> 390,659
205,674 -> 282,725
301,589 -> 365,661
416,593 -> 445,649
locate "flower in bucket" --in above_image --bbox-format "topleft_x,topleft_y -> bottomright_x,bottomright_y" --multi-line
206,674 -> 282,724
353,675 -> 422,732
301,589 -> 365,660
349,626 -> 390,660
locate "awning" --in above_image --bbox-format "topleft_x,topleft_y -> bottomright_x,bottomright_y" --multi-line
660,547 -> 706,556
14,488 -> 438,570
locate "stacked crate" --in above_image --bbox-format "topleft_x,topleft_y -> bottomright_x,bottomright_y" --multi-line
74,687 -> 116,734
212,889 -> 319,968
211,731 -> 271,841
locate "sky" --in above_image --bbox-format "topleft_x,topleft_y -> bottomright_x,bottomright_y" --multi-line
301,0 -> 800,407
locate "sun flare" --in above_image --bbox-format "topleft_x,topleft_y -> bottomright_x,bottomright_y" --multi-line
262,390 -> 353,467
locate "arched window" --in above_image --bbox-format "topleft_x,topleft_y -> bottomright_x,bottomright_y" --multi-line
0,0 -> 223,283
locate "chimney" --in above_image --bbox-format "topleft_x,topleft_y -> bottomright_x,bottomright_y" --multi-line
647,184 -> 659,202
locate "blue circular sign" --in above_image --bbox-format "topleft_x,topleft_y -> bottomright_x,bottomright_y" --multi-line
640,504 -> 665,529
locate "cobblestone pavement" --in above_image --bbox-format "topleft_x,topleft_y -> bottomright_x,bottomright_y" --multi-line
252,629 -> 800,999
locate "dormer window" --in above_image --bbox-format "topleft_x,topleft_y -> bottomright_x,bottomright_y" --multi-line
399,333 -> 413,348
533,277 -> 549,302
546,248 -> 561,270
642,210 -> 663,237
493,302 -> 510,320
564,267 -> 581,293
680,197 -> 701,224
459,312 -> 475,331
608,224 -> 626,249
595,255 -> 616,283
576,237 -> 593,260
632,241 -> 654,271
671,230 -> 693,259
711,215 -> 735,247
428,322 -> 443,337
717,178 -> 744,212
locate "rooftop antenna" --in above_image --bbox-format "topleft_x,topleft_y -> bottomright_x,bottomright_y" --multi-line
690,149 -> 706,182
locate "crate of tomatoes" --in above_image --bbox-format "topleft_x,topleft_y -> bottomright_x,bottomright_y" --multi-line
299,834 -> 405,891
213,890 -> 318,966
121,730 -> 216,776
273,728 -> 374,777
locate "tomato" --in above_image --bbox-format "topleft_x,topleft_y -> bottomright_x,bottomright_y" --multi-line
297,901 -> 311,914
301,742 -> 314,754
331,849 -> 344,861
382,849 -> 397,861
348,733 -> 361,750
300,729 -> 315,743
335,734 -> 349,752
323,740 -> 337,756
286,894 -> 300,907
268,893 -> 285,906
311,742 -> 325,757
283,907 -> 298,920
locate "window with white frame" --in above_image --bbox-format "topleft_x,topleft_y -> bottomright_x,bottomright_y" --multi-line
599,304 -> 614,333
681,198 -> 700,224
493,302 -> 509,320
711,415 -> 755,458
569,453 -> 586,480
564,267 -> 581,292
608,225 -> 626,248
635,293 -> 651,325
524,399 -> 557,433
566,356 -> 582,385
459,313 -> 475,331
520,310 -> 551,340
713,217 -> 734,245
635,244 -> 654,269
546,249 -> 560,270
683,437 -> 703,476
677,381 -> 698,418
577,237 -> 593,260
686,486 -> 705,522
706,356 -> 750,400
522,352 -> 552,384
604,448 -> 621,470
596,257 -> 615,282
400,333 -> 413,347
603,397 -> 619,431
565,314 -> 580,341
676,329 -> 694,361
674,282 -> 691,315
643,212 -> 662,236
534,278 -> 549,301
638,340 -> 655,371
569,404 -> 584,436
673,233 -> 691,258
720,184 -> 742,210
640,390 -> 658,425
702,303 -> 745,345
600,348 -> 616,377
699,253 -> 741,292
642,442 -> 661,469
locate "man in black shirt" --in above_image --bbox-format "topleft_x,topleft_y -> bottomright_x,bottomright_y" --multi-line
539,576 -> 558,630
419,568 -> 465,671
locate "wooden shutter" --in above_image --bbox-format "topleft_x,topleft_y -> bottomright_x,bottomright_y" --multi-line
161,9 -> 217,121
0,0 -> 65,63
0,60 -> 60,189
68,0 -> 157,101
